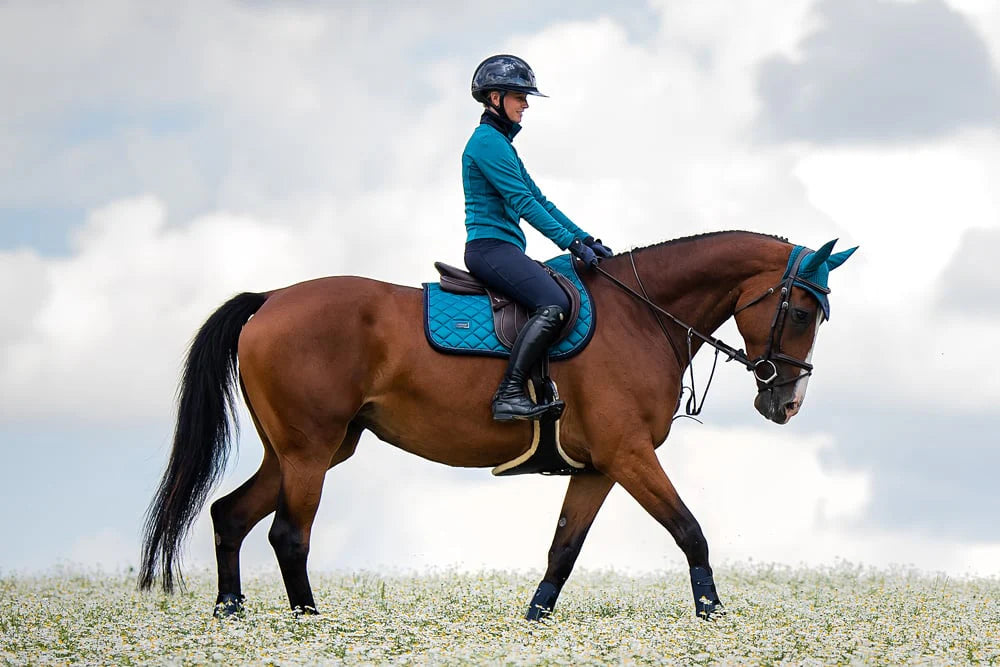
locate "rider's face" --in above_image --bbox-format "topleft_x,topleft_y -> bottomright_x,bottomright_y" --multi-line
504,92 -> 529,123
491,91 -> 529,123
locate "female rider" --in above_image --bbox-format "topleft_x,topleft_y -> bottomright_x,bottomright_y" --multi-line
463,54 -> 613,421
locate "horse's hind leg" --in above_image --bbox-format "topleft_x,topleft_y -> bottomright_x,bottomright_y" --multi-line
268,448 -> 330,614
526,472 -> 615,620
210,414 -> 362,617
210,406 -> 282,616
266,420 -> 364,614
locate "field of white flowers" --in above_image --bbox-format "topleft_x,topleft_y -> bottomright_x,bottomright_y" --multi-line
2,563 -> 997,665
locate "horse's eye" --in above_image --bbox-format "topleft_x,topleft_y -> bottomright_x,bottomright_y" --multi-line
791,308 -> 809,324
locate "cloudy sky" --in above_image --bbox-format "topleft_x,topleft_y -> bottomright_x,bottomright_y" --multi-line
2,0 -> 998,584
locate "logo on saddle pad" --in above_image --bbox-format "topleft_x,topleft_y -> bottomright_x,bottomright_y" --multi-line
422,254 -> 594,359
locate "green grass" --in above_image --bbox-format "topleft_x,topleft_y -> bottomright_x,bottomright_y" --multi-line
1,564 -> 997,665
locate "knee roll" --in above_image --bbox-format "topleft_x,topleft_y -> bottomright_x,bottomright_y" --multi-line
535,304 -> 566,326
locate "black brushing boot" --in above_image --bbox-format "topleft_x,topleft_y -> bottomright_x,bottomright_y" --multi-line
213,593 -> 245,618
491,305 -> 566,421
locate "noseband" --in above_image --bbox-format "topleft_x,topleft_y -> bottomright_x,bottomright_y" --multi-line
592,248 -> 822,415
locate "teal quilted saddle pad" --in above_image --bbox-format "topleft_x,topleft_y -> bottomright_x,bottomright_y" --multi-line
422,254 -> 594,359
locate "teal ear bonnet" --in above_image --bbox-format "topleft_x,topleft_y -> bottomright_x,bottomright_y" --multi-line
784,239 -> 858,319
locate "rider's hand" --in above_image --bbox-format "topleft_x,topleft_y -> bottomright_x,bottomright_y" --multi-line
569,238 -> 599,267
583,236 -> 614,258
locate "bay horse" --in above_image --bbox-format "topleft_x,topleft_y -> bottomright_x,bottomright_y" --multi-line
139,230 -> 856,620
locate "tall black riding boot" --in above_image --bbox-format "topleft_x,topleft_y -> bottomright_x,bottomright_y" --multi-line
491,305 -> 566,421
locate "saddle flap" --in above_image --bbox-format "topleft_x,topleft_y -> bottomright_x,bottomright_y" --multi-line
487,290 -> 513,311
548,268 -> 581,338
491,267 -> 580,349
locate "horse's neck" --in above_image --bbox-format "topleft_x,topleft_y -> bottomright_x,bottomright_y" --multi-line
627,233 -> 788,335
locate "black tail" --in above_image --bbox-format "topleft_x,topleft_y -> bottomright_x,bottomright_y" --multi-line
138,291 -> 269,592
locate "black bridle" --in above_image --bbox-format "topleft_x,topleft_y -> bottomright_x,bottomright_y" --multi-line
732,247 -> 821,389
592,248 -> 824,417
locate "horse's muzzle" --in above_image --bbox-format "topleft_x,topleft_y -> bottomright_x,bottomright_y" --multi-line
754,389 -> 798,424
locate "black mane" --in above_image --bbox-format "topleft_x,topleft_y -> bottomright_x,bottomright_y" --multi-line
624,230 -> 790,256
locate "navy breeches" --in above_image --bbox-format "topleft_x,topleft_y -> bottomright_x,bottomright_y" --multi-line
464,239 -> 570,313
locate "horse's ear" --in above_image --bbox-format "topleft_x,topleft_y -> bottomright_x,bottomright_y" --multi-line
802,239 -> 837,273
826,246 -> 858,271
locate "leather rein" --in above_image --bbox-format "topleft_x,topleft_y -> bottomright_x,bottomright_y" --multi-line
591,249 -> 818,417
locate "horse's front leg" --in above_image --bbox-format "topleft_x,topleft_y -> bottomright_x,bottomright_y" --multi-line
594,438 -> 723,619
526,472 -> 616,620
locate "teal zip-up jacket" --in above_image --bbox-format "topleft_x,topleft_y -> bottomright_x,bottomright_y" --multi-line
463,118 -> 589,251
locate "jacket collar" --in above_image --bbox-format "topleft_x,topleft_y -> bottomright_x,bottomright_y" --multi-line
480,110 -> 521,140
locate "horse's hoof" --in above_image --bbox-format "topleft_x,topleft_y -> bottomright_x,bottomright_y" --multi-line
292,605 -> 319,617
525,581 -> 559,621
213,593 -> 245,618
525,605 -> 552,621
696,597 -> 726,621
690,566 -> 724,621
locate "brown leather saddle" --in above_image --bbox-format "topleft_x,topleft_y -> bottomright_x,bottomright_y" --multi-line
433,261 -> 582,349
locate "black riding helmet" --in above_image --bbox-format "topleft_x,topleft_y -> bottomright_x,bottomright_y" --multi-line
471,54 -> 549,104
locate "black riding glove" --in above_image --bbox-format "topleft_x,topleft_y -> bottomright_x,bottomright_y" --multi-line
569,238 -> 599,267
583,236 -> 614,258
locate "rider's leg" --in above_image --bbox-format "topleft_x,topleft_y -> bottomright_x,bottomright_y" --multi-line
464,239 -> 571,421
491,303 -> 566,420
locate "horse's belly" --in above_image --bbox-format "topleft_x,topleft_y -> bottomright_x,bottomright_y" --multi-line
359,387 -> 535,469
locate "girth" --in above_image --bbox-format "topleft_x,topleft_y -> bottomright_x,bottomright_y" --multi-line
433,261 -> 582,349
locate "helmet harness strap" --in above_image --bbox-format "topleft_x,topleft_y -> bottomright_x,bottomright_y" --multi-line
487,90 -> 511,122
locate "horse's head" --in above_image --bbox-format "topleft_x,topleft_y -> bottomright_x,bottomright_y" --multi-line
733,240 -> 857,424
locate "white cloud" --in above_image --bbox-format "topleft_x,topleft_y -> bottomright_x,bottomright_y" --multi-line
792,131 -> 1000,411
794,133 -> 999,290
0,248 -> 49,347
945,0 -> 1000,71
1,196 -> 323,420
